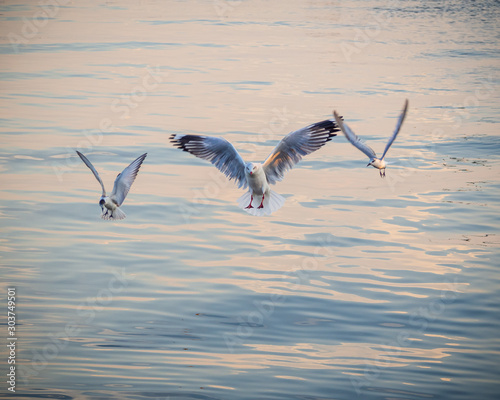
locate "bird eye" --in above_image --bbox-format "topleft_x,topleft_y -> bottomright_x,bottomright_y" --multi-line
99,199 -> 105,206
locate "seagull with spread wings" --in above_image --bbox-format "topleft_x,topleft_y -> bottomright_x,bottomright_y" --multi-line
170,118 -> 340,216
76,151 -> 147,220
333,99 -> 409,177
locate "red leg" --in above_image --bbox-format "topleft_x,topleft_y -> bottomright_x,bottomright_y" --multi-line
258,193 -> 265,209
245,195 -> 254,209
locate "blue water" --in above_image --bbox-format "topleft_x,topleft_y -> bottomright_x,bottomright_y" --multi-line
1,1 -> 499,399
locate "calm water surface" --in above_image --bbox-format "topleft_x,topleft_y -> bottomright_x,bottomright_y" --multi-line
1,1 -> 499,399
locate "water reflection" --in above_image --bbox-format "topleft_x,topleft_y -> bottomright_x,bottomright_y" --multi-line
1,0 -> 499,399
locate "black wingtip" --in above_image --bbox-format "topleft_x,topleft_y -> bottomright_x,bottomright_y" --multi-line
310,119 -> 341,141
169,134 -> 184,150
170,134 -> 206,152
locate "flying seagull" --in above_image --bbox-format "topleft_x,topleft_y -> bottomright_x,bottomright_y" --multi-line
76,151 -> 147,220
170,119 -> 340,216
333,99 -> 409,177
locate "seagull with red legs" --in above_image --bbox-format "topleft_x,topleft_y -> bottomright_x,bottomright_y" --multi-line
170,117 -> 340,216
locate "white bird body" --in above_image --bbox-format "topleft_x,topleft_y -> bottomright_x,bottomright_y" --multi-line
333,99 -> 408,177
76,151 -> 147,220
171,118 -> 340,216
239,162 -> 280,213
246,163 -> 268,195
99,196 -> 125,220
369,158 -> 386,171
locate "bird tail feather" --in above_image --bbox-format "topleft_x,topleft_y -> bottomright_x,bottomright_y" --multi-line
237,190 -> 285,217
101,207 -> 126,220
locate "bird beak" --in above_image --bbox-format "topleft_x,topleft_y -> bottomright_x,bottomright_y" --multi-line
249,171 -> 253,175
366,163 -> 371,167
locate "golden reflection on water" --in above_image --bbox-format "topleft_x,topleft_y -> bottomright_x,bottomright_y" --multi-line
1,0 -> 499,398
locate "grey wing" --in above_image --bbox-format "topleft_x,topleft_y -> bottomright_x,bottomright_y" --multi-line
333,111 -> 377,160
76,151 -> 106,196
380,99 -> 409,160
110,153 -> 147,206
262,119 -> 339,185
170,134 -> 247,189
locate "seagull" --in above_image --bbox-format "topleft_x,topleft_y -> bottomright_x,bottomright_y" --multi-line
333,99 -> 409,177
76,151 -> 147,220
170,118 -> 340,216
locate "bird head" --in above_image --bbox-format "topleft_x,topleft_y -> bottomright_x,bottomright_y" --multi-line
245,162 -> 257,176
99,197 -> 106,211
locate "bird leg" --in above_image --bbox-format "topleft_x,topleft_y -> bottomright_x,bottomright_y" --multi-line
258,194 -> 265,209
380,169 -> 386,178
245,195 -> 254,209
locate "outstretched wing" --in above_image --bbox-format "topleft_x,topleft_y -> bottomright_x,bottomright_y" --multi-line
170,134 -> 247,189
333,111 -> 377,160
110,153 -> 147,206
380,99 -> 409,160
76,151 -> 106,196
262,119 -> 339,185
